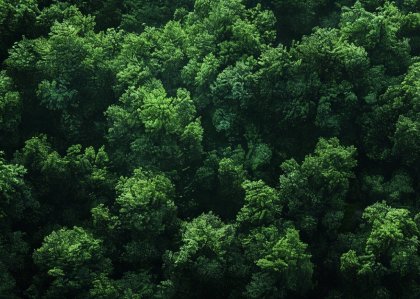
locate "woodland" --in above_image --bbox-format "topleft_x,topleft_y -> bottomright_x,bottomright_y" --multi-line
0,0 -> 419,298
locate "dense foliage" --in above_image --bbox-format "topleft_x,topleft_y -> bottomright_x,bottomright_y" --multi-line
0,0 -> 419,298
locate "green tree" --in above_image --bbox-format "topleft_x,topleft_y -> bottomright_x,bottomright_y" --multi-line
237,180 -> 281,228
6,7 -> 123,145
247,0 -> 328,41
32,227 -> 111,298
188,147 -> 247,218
362,62 -> 420,164
340,1 -> 410,75
362,171 -> 415,206
0,154 -> 33,298
92,169 -> 179,276
106,80 -> 203,175
280,138 -> 357,237
0,0 -> 39,61
14,135 -> 114,229
340,202 -> 420,298
164,213 -> 235,298
244,228 -> 313,299
0,71 -> 21,150
121,0 -> 193,32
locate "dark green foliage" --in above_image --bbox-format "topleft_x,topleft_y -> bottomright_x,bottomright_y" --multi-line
0,0 -> 419,298
13,135 -> 115,233
0,155 -> 34,298
0,0 -> 39,62
0,71 -> 21,150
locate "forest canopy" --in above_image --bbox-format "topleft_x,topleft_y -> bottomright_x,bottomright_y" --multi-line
0,0 -> 419,298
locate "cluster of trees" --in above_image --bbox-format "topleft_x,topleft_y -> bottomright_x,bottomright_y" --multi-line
1,0 -> 419,298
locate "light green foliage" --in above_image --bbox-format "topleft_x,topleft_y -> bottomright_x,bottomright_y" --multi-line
0,0 -> 38,58
34,228 -> 105,274
280,138 -> 357,235
14,136 -> 113,227
263,28 -> 369,140
35,3 -> 88,32
181,0 -> 276,103
237,180 -> 281,227
6,7 -> 123,143
34,13 -> 96,81
393,115 -> 420,165
112,19 -> 187,97
168,213 -> 234,266
362,62 -> 420,163
211,57 -> 258,135
242,226 -> 313,298
0,0 -> 419,298
0,154 -> 32,222
340,1 -> 410,74
254,228 -> 313,296
390,62 -> 420,165
93,169 -> 178,268
107,80 -> 203,173
33,227 -> 111,298
401,61 -> 420,103
293,27 -> 369,82
0,0 -> 38,29
218,155 -> 247,191
140,88 -> 196,134
16,136 -> 111,187
62,0 -> 124,30
115,169 -> 177,236
340,202 -> 420,298
165,213 -> 235,297
401,8 -> 420,53
14,136 -> 67,177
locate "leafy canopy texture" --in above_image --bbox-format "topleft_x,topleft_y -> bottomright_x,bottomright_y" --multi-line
0,0 -> 419,298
